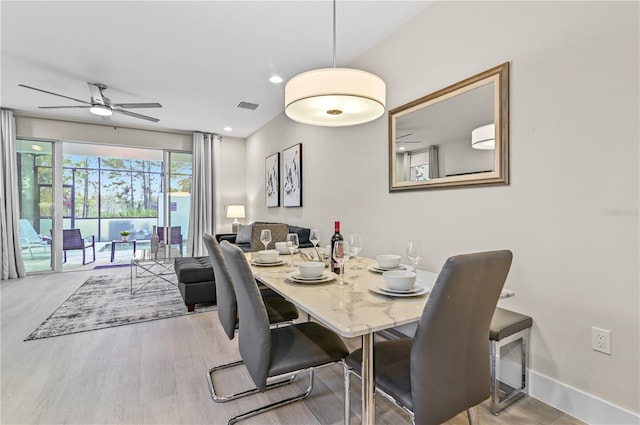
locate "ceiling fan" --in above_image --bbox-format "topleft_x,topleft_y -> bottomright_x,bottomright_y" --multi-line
19,82 -> 162,122
396,133 -> 422,144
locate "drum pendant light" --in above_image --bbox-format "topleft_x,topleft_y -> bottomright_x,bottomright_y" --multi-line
471,123 -> 495,150
285,0 -> 386,127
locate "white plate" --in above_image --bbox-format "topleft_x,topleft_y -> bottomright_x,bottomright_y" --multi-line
251,259 -> 285,267
287,271 -> 337,284
277,249 -> 300,255
368,264 -> 413,274
289,272 -> 326,281
368,281 -> 430,297
377,282 -> 424,294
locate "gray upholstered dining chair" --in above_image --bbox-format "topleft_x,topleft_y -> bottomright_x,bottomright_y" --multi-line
202,234 -> 300,403
220,240 -> 350,425
345,250 -> 513,425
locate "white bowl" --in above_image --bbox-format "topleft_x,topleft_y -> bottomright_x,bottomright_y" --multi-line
382,270 -> 417,291
376,254 -> 401,269
275,241 -> 289,254
298,262 -> 324,278
258,250 -> 280,263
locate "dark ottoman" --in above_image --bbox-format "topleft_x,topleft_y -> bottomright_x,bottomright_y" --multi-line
174,256 -> 216,312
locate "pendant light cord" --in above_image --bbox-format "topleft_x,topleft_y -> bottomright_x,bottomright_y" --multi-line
332,0 -> 336,68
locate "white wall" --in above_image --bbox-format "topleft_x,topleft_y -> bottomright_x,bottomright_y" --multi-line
246,1 -> 639,422
216,136 -> 247,233
440,138 -> 494,176
16,116 -> 192,150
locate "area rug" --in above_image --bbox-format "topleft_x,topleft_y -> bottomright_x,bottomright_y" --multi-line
25,273 -> 215,341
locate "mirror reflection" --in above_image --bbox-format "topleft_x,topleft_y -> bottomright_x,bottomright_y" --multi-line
389,63 -> 509,191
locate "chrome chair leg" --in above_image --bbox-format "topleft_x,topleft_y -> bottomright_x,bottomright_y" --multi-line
227,361 -> 349,425
207,321 -> 297,403
490,327 -> 530,414
347,366 -> 415,422
207,360 -> 296,403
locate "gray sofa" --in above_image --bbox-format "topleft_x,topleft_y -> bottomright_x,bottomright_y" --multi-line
215,221 -> 314,252
173,222 -> 313,311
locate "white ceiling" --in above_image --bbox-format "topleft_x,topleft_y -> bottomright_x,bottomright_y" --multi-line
1,1 -> 432,138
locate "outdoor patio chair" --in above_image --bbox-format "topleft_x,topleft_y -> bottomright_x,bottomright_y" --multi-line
62,229 -> 96,265
19,219 -> 51,258
157,226 -> 183,255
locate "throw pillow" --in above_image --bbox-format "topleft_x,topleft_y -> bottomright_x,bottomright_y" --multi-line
235,224 -> 252,244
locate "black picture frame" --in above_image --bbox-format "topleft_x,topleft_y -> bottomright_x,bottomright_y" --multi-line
282,143 -> 302,207
265,152 -> 280,207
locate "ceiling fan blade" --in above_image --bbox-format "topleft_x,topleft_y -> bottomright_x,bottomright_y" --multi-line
396,133 -> 414,139
112,108 -> 159,122
38,105 -> 92,109
111,102 -> 162,109
19,84 -> 91,105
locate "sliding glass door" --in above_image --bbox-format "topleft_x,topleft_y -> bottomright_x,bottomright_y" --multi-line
17,140 -> 55,273
17,139 -> 192,272
159,151 -> 193,255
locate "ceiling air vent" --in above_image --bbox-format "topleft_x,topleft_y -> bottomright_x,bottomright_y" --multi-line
235,101 -> 260,111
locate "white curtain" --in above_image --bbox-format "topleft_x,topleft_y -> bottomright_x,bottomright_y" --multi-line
187,132 -> 218,256
428,145 -> 440,179
0,109 -> 26,279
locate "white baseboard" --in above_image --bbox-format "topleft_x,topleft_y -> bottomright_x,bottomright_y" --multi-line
528,369 -> 640,425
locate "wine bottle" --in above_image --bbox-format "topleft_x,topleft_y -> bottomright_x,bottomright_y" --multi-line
330,221 -> 344,274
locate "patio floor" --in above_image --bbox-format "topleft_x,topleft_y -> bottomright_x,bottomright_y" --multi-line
22,240 -> 153,273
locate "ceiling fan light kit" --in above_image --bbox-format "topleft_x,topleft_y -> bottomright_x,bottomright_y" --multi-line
284,0 -> 386,127
89,104 -> 112,117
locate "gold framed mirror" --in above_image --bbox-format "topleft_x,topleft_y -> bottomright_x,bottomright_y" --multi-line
389,62 -> 509,191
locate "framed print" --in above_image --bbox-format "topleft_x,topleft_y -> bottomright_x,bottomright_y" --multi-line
283,143 -> 302,207
265,152 -> 280,207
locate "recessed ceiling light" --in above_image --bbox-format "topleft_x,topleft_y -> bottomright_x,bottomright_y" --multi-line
223,126 -> 232,132
269,75 -> 283,84
398,146 -> 406,151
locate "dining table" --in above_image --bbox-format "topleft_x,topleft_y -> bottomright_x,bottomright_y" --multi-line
247,249 -> 514,425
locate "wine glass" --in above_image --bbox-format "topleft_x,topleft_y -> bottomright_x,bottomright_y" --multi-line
406,240 -> 423,272
285,233 -> 299,270
260,229 -> 272,251
333,240 -> 350,285
348,234 -> 363,270
310,229 -> 321,260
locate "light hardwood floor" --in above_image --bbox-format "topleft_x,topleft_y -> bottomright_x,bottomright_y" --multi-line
1,268 -> 585,425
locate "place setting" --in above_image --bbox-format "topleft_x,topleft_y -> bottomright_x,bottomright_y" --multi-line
286,261 -> 336,284
368,240 -> 430,297
274,241 -> 299,255
250,249 -> 285,267
368,270 -> 430,297
367,254 -> 412,274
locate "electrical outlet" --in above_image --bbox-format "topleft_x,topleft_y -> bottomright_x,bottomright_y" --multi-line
592,327 -> 612,355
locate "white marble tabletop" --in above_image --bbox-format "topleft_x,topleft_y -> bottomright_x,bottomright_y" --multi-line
248,250 -> 514,338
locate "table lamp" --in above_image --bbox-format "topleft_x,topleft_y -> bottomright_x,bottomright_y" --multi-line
226,205 -> 245,233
